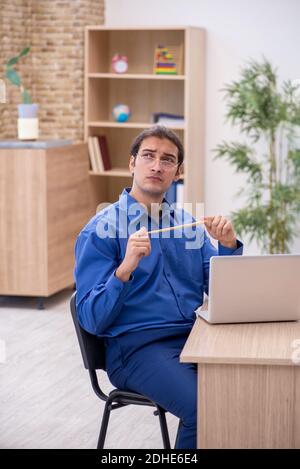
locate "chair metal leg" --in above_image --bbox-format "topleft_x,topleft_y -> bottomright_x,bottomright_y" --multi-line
174,419 -> 181,449
97,401 -> 111,449
97,400 -> 170,449
156,407 -> 171,449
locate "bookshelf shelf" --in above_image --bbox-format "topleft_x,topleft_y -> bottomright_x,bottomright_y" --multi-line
85,26 -> 205,209
88,73 -> 186,80
88,121 -> 186,130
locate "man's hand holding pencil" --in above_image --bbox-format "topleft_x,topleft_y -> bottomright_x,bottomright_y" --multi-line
147,215 -> 237,250
115,216 -> 237,282
203,216 -> 237,249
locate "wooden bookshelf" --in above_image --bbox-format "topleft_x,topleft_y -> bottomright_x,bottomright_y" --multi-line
85,26 -> 205,210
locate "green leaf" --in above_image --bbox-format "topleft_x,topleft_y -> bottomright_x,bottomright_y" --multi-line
214,141 -> 262,182
6,56 -> 19,67
21,89 -> 32,104
5,68 -> 21,86
223,58 -> 286,138
288,149 -> 300,176
231,206 -> 270,244
19,47 -> 31,58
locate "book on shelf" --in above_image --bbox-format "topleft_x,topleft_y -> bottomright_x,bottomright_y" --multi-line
92,136 -> 104,173
97,135 -> 111,171
87,136 -> 98,173
152,112 -> 185,128
88,135 -> 112,173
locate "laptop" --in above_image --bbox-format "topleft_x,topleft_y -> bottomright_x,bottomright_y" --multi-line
196,254 -> 300,324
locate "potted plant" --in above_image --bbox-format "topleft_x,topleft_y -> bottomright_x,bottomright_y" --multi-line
4,46 -> 39,140
215,59 -> 300,254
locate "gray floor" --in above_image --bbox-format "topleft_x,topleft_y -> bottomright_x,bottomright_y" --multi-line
0,289 -> 178,449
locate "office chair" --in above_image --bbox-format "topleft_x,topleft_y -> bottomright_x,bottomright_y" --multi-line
70,292 -> 171,449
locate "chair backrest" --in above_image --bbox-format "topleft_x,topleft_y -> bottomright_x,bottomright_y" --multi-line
70,292 -> 106,371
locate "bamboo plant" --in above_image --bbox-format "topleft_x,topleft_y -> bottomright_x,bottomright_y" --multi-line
215,59 -> 300,253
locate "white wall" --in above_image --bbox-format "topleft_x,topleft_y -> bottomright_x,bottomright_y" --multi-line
105,0 -> 300,253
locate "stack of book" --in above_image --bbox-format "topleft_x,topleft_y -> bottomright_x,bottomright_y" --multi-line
152,112 -> 185,128
88,135 -> 111,173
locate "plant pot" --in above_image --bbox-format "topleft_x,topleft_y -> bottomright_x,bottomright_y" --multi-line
17,104 -> 39,140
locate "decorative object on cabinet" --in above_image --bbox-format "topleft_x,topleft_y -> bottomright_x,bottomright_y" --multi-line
4,46 -> 39,140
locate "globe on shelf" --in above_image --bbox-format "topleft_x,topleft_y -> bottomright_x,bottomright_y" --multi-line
112,104 -> 131,123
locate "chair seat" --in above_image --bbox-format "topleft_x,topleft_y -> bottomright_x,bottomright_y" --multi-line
108,388 -> 159,407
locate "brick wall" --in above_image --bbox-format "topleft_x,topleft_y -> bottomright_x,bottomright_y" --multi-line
0,0 -> 104,141
0,0 -> 32,139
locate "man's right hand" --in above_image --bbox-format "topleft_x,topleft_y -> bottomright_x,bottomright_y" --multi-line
115,226 -> 151,282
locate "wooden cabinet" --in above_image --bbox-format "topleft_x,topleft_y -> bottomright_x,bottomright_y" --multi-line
0,143 -> 93,297
85,26 -> 205,209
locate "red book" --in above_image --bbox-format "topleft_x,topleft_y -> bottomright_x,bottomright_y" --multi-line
97,135 -> 111,171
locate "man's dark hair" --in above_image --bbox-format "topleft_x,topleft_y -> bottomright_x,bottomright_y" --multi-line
130,125 -> 184,167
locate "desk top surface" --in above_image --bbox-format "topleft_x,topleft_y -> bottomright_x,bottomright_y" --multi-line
180,318 -> 300,366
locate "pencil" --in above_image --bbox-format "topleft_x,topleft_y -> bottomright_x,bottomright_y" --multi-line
146,219 -> 205,235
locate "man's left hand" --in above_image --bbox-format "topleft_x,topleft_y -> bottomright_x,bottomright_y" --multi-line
204,216 -> 237,249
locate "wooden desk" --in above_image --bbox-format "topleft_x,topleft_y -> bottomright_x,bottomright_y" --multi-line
180,318 -> 300,448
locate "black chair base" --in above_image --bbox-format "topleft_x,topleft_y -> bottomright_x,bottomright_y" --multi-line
70,292 -> 171,449
97,390 -> 171,449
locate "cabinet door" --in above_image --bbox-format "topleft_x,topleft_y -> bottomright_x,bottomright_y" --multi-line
46,144 -> 92,295
0,149 -> 48,295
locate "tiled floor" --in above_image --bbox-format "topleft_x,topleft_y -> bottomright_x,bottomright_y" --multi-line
0,289 -> 178,449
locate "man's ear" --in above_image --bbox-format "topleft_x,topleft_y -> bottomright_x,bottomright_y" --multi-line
174,164 -> 183,182
129,155 -> 135,176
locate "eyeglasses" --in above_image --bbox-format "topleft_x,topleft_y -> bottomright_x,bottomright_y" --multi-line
138,152 -> 179,169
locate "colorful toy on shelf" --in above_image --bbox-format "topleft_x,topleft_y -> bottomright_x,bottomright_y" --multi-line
112,104 -> 131,122
111,54 -> 128,74
153,44 -> 183,75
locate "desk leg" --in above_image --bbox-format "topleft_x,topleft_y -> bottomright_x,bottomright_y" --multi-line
197,363 -> 300,449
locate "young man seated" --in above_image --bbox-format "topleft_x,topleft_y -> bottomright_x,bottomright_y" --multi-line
74,126 -> 243,449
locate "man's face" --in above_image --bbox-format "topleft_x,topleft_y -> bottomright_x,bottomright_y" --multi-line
129,136 -> 182,196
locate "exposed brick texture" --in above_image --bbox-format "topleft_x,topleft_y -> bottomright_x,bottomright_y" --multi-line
0,0 -> 104,141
